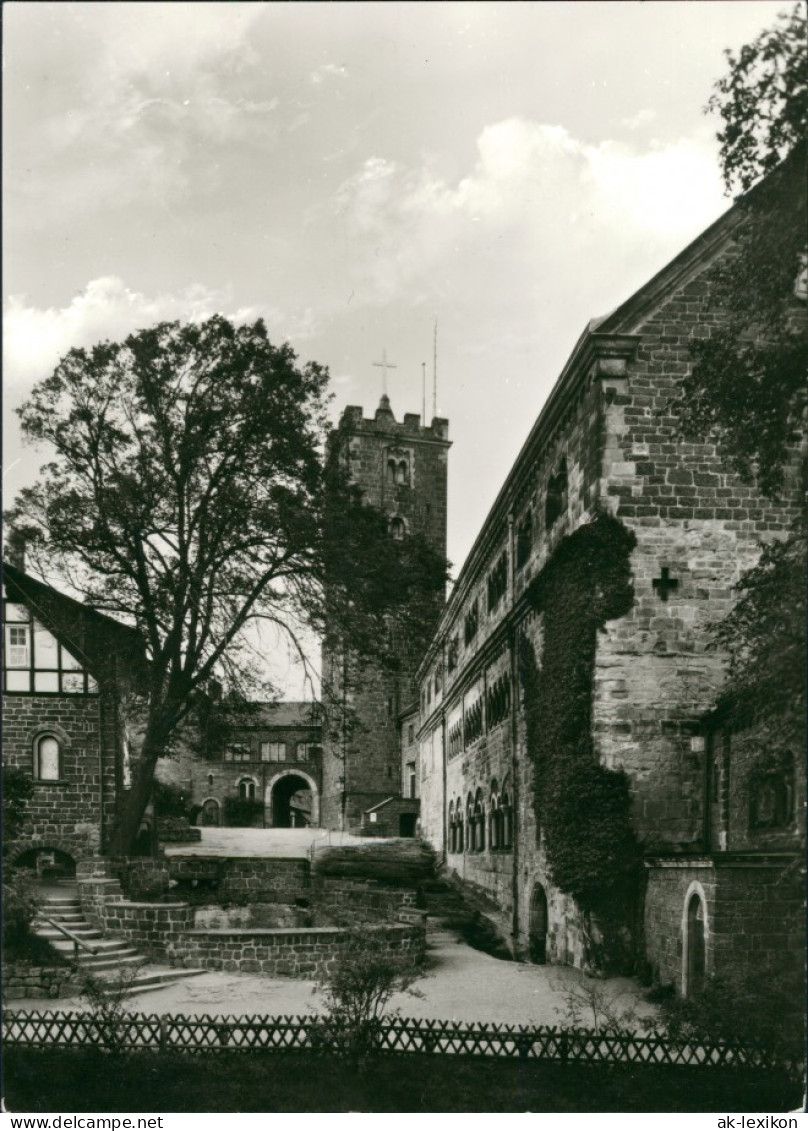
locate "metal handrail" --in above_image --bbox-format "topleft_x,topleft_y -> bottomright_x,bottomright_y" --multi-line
40,915 -> 100,959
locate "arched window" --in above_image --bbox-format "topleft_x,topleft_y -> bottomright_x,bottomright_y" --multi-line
34,734 -> 62,781
389,516 -> 406,541
501,790 -> 513,848
467,794 -> 476,852
474,789 -> 485,851
238,778 -> 256,801
456,799 -> 464,852
207,773 -> 214,787
387,459 -> 397,482
448,802 -> 455,853
490,780 -> 500,849
396,460 -> 409,485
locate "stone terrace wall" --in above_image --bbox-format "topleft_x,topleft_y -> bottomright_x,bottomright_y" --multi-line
113,856 -> 310,906
313,875 -> 419,925
3,963 -> 80,1001
178,923 -> 425,978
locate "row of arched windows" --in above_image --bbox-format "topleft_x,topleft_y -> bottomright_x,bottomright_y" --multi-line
448,782 -> 514,854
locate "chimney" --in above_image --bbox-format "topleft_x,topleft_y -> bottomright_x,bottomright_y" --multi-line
5,528 -> 27,572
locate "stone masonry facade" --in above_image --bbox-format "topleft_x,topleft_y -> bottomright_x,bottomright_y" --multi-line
321,398 -> 450,830
413,155 -> 805,987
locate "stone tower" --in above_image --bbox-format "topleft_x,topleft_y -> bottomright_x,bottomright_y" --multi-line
320,395 -> 450,830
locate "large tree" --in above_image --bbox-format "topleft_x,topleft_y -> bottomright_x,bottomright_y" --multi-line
677,8 -> 806,729
7,316 -> 447,854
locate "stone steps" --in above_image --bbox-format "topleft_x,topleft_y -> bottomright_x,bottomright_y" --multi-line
37,896 -> 205,997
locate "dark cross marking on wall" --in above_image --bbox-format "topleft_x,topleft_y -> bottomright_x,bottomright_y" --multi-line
652,566 -> 679,602
373,348 -> 397,397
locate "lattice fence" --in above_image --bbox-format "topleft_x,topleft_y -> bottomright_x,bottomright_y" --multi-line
1,1011 -> 783,1068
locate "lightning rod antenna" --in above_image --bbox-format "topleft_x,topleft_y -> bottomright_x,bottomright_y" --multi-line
432,319 -> 438,420
421,361 -> 426,425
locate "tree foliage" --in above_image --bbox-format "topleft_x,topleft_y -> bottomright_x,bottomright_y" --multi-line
678,149 -> 806,498
677,11 -> 808,740
707,3 -> 807,197
6,315 -> 447,853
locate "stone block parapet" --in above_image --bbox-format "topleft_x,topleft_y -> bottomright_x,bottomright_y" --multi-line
178,923 -> 425,978
2,963 -> 80,1001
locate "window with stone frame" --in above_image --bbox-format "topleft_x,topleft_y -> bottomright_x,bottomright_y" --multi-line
295,743 -> 321,761
545,458 -> 568,530
33,733 -> 62,782
447,634 -> 459,673
464,600 -> 479,647
260,742 -> 286,762
448,719 -> 463,759
487,551 -> 508,613
517,509 -> 534,568
389,516 -> 406,541
749,752 -> 794,830
486,672 -> 511,731
463,697 -> 484,746
225,743 -> 253,762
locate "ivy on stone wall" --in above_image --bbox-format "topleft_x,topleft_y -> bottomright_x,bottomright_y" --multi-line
520,513 -> 640,966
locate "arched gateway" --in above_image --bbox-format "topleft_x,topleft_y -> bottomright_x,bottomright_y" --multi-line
266,770 -> 320,828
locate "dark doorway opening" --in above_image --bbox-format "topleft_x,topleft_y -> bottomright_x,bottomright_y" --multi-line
686,892 -> 706,996
529,882 -> 548,965
399,813 -> 417,837
271,774 -> 313,828
14,848 -> 76,881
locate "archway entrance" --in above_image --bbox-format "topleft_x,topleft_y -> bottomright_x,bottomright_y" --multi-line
14,847 -> 76,883
685,892 -> 706,996
529,882 -> 548,965
268,773 -> 316,828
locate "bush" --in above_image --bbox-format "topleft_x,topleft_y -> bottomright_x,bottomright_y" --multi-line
658,963 -> 805,1066
311,928 -> 423,1069
2,868 -> 41,947
152,780 -> 192,819
2,767 -> 35,844
223,796 -> 264,827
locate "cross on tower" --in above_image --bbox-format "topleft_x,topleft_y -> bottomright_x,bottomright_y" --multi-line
652,566 -> 679,602
373,348 -> 397,397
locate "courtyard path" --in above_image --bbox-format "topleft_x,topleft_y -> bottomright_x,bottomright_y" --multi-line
6,923 -> 655,1028
163,827 -> 395,859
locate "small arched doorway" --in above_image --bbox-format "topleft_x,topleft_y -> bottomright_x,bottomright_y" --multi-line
200,798 -> 221,827
685,891 -> 707,996
529,882 -> 548,965
268,772 -> 317,828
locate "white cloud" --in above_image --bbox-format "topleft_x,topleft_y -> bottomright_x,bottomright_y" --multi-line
331,118 -> 725,310
2,277 -> 315,392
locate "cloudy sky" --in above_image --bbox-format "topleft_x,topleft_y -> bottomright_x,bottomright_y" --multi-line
3,1 -> 779,690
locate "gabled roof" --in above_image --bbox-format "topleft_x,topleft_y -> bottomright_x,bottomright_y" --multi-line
244,700 -> 321,729
2,560 -> 148,685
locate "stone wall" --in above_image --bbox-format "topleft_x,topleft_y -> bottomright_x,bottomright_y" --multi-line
2,963 -> 80,1001
312,875 -> 419,926
179,923 -> 425,978
113,856 -> 310,906
2,694 -> 108,863
643,859 -> 717,990
643,856 -> 804,992
156,817 -> 202,844
360,797 -> 420,838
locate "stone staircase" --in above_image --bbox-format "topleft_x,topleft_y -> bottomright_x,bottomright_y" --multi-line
34,894 -> 205,997
420,876 -> 513,961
